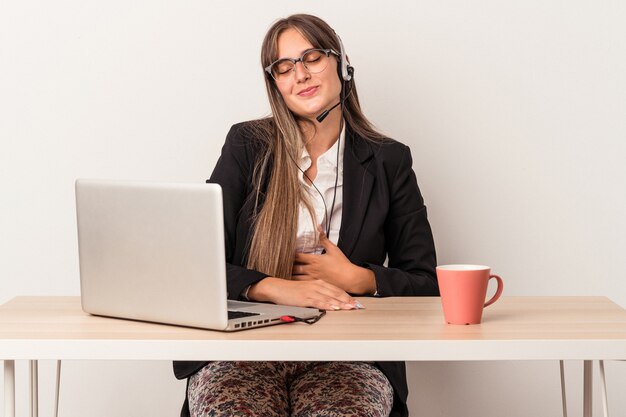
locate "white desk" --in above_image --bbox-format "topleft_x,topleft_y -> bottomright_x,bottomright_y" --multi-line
2,296 -> 626,416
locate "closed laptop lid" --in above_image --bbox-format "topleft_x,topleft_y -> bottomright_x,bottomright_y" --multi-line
76,179 -> 229,329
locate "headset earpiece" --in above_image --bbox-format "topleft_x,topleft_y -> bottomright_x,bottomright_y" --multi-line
347,65 -> 354,79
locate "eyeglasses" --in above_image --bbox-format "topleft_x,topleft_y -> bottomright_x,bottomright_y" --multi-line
265,48 -> 339,83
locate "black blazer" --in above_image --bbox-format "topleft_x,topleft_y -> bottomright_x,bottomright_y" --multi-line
174,120 -> 438,417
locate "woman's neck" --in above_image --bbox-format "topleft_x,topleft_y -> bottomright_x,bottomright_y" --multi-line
299,108 -> 342,158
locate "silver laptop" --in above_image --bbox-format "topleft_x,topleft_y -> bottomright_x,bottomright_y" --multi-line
75,179 -> 321,331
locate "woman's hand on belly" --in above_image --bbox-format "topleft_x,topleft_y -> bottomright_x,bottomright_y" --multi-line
292,229 -> 376,296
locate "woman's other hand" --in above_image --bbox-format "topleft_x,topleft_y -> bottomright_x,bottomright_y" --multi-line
247,277 -> 359,311
292,228 -> 377,295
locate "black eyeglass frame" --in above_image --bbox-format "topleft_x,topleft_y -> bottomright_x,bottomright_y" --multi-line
264,48 -> 340,82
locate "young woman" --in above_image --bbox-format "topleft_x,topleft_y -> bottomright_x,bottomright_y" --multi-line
174,14 -> 438,417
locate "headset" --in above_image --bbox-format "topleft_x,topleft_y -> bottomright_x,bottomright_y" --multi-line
316,31 -> 354,123
309,29 -> 354,242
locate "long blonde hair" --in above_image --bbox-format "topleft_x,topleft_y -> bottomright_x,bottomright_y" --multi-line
246,14 -> 386,278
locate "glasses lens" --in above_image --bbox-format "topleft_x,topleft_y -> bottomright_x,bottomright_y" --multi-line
302,49 -> 329,74
271,59 -> 295,82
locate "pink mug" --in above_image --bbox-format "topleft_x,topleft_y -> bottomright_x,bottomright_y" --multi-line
436,265 -> 504,325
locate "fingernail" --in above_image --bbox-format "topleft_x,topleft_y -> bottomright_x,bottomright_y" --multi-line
355,301 -> 365,309
331,305 -> 341,310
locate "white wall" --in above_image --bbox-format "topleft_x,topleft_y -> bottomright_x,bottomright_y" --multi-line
1,1 -> 625,416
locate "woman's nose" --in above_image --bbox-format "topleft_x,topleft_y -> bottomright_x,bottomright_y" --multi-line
294,61 -> 310,82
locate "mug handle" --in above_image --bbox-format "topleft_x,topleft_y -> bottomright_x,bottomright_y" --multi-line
484,274 -> 504,308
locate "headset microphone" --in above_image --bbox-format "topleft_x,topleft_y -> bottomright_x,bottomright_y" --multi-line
316,101 -> 341,123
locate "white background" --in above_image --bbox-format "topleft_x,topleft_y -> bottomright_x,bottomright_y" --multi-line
1,1 -> 625,416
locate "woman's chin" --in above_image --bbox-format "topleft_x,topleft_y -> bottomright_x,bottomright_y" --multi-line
294,102 -> 334,121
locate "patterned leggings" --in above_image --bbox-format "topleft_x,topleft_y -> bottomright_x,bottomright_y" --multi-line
188,361 -> 394,417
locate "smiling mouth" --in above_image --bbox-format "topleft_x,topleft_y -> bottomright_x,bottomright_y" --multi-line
298,86 -> 318,96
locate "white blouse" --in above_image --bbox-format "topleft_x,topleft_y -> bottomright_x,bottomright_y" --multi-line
295,127 -> 345,254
